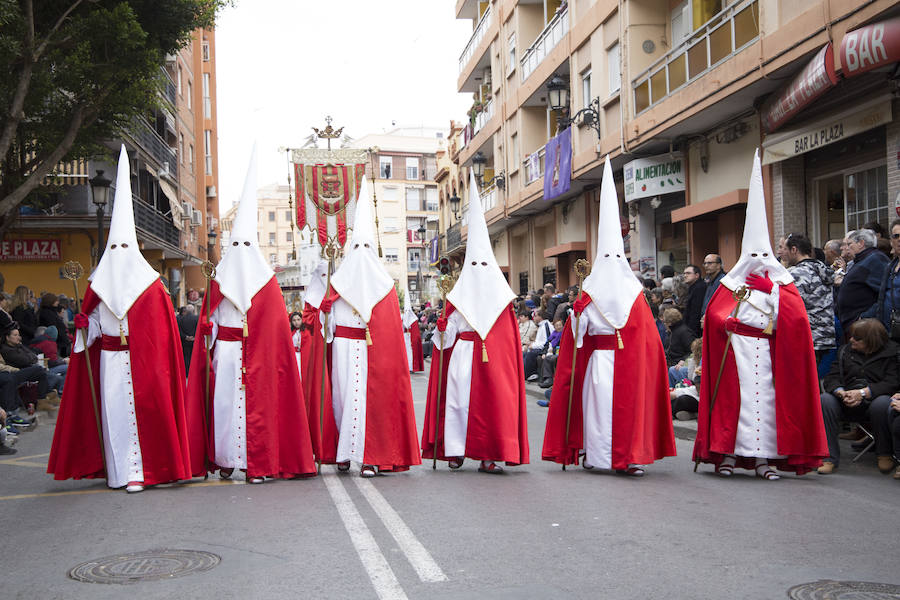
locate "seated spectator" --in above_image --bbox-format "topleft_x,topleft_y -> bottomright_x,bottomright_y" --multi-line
29,325 -> 68,386
888,393 -> 900,480
836,229 -> 889,335
538,319 -> 564,388
10,285 -> 37,344
37,293 -> 71,358
552,286 -> 578,324
0,407 -> 17,455
662,307 -> 694,367
670,338 -> 702,420
0,348 -> 50,414
819,318 -> 898,475
0,326 -> 61,405
518,312 -> 537,352
0,292 -> 13,332
648,288 -> 668,347
524,311 -> 552,381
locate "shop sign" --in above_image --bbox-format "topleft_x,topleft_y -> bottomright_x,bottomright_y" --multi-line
624,153 -> 684,202
762,98 -> 892,165
840,16 -> 900,77
0,238 -> 61,262
761,44 -> 838,133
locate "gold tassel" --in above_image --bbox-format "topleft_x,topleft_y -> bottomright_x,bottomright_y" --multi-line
763,317 -> 773,335
366,327 -> 373,346
119,323 -> 127,345
482,343 -> 488,362
242,318 -> 248,337
616,329 -> 624,350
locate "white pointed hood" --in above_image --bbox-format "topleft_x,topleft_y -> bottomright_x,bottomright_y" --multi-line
447,171 -> 515,339
214,145 -> 274,314
304,259 -> 329,310
88,145 -> 160,320
330,176 -> 394,322
721,150 -> 792,291
400,280 -> 417,328
581,156 -> 643,328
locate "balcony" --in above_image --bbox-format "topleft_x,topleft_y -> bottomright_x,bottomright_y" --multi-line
459,4 -> 492,74
520,5 -> 569,82
481,181 -> 498,212
161,68 -> 177,106
132,194 -> 180,248
523,145 -> 546,186
446,222 -> 462,252
632,0 -> 759,115
408,260 -> 422,271
474,98 -> 494,137
132,118 -> 178,179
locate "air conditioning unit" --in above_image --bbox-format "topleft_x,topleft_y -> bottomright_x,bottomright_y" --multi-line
181,201 -> 192,218
190,209 -> 202,226
206,185 -> 216,197
159,161 -> 171,178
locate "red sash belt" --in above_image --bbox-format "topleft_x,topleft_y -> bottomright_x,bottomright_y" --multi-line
335,325 -> 367,340
294,346 -> 301,353
100,335 -> 129,351
217,326 -> 244,342
403,327 -> 410,333
458,331 -> 479,342
581,333 -> 619,352
725,317 -> 772,339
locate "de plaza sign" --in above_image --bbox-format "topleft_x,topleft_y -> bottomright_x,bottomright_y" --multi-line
0,238 -> 62,262
623,153 -> 684,202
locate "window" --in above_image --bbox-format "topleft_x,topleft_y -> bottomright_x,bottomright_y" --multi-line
285,253 -> 292,264
507,33 -> 517,75
380,156 -> 392,178
285,210 -> 292,221
268,232 -> 276,245
202,73 -> 211,119
406,157 -> 419,180
382,217 -> 399,232
426,187 -> 438,212
177,65 -> 183,95
205,130 -> 213,175
671,0 -> 690,46
268,211 -> 275,222
202,41 -> 210,61
608,42 -> 621,95
510,132 -> 519,170
581,69 -> 592,109
845,165 -> 888,231
382,186 -> 399,201
384,248 -> 399,263
179,133 -> 185,165
189,144 -> 194,173
406,187 -> 422,211
269,253 -> 277,263
285,231 -> 293,242
187,80 -> 192,109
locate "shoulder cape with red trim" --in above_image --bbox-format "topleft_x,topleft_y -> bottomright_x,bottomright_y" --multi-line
542,294 -> 676,468
421,302 -> 530,464
409,321 -> 424,372
301,302 -> 337,463
185,278 -> 316,478
47,281 -> 196,484
692,283 -> 828,474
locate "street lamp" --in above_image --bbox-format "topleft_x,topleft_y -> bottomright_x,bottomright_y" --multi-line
471,151 -> 505,190
449,192 -> 461,220
545,75 -> 602,138
89,169 -> 112,261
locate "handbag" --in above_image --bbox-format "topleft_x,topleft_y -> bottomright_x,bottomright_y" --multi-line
889,309 -> 900,341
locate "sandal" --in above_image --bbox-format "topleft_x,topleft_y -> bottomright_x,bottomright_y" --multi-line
616,466 -> 644,477
219,468 -> 233,480
125,481 -> 144,493
478,461 -> 504,474
755,464 -> 780,481
717,456 -> 736,477
337,461 -> 351,472
248,476 -> 265,484
360,465 -> 377,478
448,457 -> 464,470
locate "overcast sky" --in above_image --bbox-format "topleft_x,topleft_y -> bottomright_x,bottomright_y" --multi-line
214,0 -> 474,214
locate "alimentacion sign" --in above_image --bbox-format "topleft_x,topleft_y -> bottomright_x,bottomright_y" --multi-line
624,153 -> 684,202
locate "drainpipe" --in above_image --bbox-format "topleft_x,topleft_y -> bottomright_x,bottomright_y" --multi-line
619,0 -> 629,156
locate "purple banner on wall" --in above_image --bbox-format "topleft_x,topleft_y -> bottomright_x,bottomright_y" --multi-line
429,235 -> 439,265
543,126 -> 572,201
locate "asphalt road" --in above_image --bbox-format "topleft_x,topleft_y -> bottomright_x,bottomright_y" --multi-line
1,367 -> 898,600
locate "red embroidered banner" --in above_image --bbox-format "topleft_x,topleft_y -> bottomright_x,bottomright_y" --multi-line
293,161 -> 367,250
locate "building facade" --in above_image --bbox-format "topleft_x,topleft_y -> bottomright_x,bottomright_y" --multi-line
447,0 -> 900,290
1,27 -> 221,306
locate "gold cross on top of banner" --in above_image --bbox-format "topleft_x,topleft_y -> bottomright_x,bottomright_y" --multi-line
312,116 -> 344,151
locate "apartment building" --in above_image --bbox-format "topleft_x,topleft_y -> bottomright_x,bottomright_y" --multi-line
447,0 -> 900,289
1,28 -> 222,306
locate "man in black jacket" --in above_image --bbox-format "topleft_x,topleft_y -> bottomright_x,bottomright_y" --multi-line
681,265 -> 707,337
836,229 -> 889,334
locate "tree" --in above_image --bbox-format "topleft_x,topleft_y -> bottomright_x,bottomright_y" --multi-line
0,0 -> 226,238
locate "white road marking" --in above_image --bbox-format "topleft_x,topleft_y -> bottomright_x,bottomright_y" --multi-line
323,470 -> 408,600
353,477 -> 449,583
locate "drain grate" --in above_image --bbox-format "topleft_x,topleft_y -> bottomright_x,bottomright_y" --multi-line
788,580 -> 900,599
68,549 -> 220,584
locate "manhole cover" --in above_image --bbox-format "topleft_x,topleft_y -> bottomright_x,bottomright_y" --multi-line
788,580 -> 900,599
68,549 -> 220,584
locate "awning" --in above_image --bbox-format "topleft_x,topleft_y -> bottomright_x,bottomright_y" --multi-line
159,180 -> 184,231
762,95 -> 892,165
671,189 -> 747,223
543,241 -> 587,258
841,16 -> 900,78
760,43 -> 838,133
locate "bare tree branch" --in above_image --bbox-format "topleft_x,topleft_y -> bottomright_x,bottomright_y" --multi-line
34,0 -> 85,60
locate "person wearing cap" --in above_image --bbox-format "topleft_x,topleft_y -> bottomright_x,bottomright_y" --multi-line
185,147 -> 316,484
421,172 -> 529,474
48,146 -> 196,493
542,157 -> 675,476
693,151 -> 827,480
320,177 -> 421,478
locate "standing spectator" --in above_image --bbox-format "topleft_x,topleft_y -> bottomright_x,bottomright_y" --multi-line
836,229 -> 889,334
177,304 -> 199,374
701,254 -> 726,314
784,232 -> 836,362
680,264 -> 706,336
863,221 -> 892,257
10,286 -> 37,344
867,219 -> 900,342
552,286 -> 578,323
518,312 -> 537,352
659,265 -> 675,280
545,284 -> 566,321
524,311 -> 552,380
37,293 -> 71,358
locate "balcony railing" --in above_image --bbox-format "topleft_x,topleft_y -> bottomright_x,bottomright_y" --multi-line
481,181 -> 498,212
132,194 -> 180,248
632,0 -> 759,115
132,118 -> 178,179
161,68 -> 177,106
408,260 -> 421,271
524,145 -> 546,186
459,4 -> 492,74
520,5 -> 569,82
447,222 -> 462,251
473,98 -> 494,137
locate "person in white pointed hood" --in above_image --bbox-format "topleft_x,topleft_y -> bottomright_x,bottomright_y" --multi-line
542,157 -> 675,475
693,150 -> 827,479
321,176 -> 421,477
400,282 -> 424,372
421,172 -> 529,473
185,146 -> 316,483
49,145 -> 196,493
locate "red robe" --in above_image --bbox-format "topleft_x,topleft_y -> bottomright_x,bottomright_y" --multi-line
408,321 -> 425,372
692,283 -> 828,474
328,290 -> 421,470
542,295 -> 676,468
421,303 -> 530,464
47,281 -> 196,484
300,302 -> 337,463
185,278 -> 316,478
